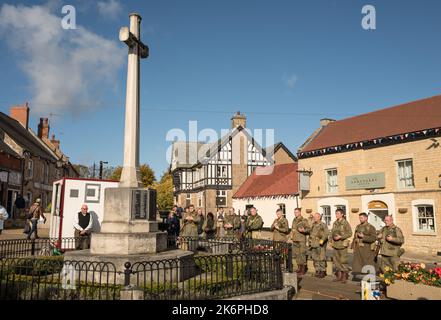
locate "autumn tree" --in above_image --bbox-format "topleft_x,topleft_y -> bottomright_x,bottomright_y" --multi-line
110,164 -> 156,187
155,172 -> 174,211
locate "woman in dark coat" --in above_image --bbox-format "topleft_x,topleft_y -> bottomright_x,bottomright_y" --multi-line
203,212 -> 216,240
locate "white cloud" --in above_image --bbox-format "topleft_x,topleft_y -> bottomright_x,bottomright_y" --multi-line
0,3 -> 125,115
284,74 -> 298,89
97,0 -> 122,20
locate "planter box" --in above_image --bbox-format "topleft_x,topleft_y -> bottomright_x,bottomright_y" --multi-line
387,280 -> 441,300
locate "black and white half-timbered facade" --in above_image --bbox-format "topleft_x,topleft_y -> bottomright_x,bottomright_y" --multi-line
170,112 -> 296,214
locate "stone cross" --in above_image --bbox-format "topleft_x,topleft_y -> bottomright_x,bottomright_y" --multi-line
118,13 -> 149,188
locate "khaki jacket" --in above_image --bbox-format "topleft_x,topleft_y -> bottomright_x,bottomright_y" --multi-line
271,217 -> 289,242
181,210 -> 201,237
223,214 -> 241,236
330,218 -> 353,249
245,214 -> 263,238
309,221 -> 329,248
352,221 -> 377,249
291,216 -> 310,242
378,225 -> 405,257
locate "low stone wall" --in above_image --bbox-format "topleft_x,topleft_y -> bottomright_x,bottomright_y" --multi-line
225,287 -> 293,300
387,280 -> 441,300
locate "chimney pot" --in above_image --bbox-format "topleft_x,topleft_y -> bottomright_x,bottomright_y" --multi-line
320,118 -> 335,127
231,111 -> 246,128
38,118 -> 50,139
9,103 -> 30,129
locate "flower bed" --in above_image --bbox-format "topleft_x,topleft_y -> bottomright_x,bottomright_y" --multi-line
382,263 -> 441,300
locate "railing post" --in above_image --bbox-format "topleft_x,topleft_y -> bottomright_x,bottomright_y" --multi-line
274,251 -> 283,289
31,239 -> 35,256
287,244 -> 293,273
124,262 -> 132,287
226,250 -> 233,278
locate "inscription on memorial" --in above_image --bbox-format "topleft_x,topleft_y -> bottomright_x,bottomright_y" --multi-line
131,189 -> 157,221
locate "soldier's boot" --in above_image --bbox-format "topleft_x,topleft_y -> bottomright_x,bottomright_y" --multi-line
297,265 -> 306,276
332,271 -> 342,282
340,272 -> 349,284
316,271 -> 326,278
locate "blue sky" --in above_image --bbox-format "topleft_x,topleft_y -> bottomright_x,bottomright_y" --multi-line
1,0 -> 441,179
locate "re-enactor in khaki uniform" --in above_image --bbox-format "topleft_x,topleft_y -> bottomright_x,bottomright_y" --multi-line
245,207 -> 264,239
271,209 -> 290,242
309,213 -> 329,278
330,209 -> 352,283
377,215 -> 405,273
290,208 -> 310,275
352,212 -> 377,275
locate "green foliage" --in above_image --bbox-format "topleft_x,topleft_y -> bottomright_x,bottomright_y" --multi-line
110,164 -> 156,187
155,172 -> 174,211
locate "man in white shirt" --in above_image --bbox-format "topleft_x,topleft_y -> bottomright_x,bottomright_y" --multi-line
73,204 -> 93,249
0,205 -> 9,235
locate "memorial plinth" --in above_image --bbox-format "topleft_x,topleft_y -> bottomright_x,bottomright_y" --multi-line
90,188 -> 166,255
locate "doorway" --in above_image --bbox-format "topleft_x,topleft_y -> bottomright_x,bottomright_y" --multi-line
368,201 -> 388,230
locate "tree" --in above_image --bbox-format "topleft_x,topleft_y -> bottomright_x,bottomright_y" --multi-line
73,164 -> 91,178
109,164 -> 156,187
155,172 -> 174,211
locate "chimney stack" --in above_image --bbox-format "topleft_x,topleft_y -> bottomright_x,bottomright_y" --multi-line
320,118 -> 335,127
38,118 -> 50,139
231,111 -> 246,129
10,103 -> 30,129
51,133 -> 60,150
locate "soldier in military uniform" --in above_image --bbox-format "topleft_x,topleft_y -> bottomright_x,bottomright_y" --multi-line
290,208 -> 310,275
377,215 -> 404,273
271,209 -> 290,242
309,213 -> 329,278
330,209 -> 353,283
352,212 -> 377,275
181,204 -> 201,237
244,207 -> 264,239
223,207 -> 241,238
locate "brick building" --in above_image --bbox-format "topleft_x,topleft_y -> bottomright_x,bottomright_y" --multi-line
170,112 -> 296,214
297,95 -> 441,255
0,103 -> 78,218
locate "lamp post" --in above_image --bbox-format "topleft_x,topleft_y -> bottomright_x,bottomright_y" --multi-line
99,161 -> 108,180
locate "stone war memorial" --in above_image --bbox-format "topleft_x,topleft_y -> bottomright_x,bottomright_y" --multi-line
0,12 -> 292,302
64,13 -> 194,283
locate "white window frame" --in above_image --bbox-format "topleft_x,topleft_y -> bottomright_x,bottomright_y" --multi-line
216,190 -> 227,207
217,165 -> 228,178
396,159 -> 414,190
186,193 -> 191,206
411,199 -> 436,234
320,205 -> 332,227
198,192 -> 203,208
326,168 -> 338,193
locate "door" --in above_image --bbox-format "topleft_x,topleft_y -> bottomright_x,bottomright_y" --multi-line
368,201 -> 388,230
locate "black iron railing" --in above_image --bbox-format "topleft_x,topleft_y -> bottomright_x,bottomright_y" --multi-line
0,252 -> 283,300
0,238 -> 82,258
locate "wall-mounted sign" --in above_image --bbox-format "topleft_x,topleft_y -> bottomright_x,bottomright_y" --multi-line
299,171 -> 310,192
345,173 -> 385,190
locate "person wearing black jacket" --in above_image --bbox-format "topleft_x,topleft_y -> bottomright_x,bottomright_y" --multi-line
73,204 -> 93,249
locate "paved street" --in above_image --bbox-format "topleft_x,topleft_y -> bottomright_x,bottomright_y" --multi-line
294,274 -> 362,300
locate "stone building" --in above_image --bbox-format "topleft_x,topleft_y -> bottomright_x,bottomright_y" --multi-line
232,162 -> 300,228
297,95 -> 441,255
0,103 -> 78,218
170,112 -> 296,214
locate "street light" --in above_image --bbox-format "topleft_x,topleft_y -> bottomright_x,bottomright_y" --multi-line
99,161 -> 108,180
